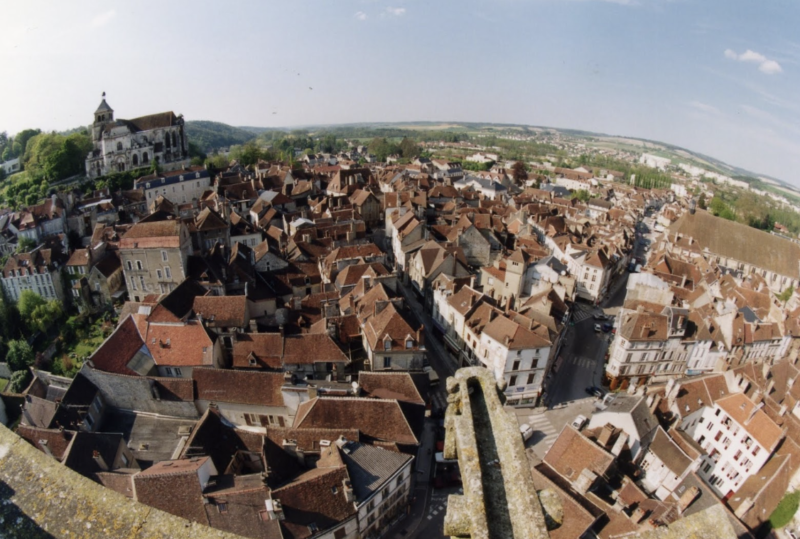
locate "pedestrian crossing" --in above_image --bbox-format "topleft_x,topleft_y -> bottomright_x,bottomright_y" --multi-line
571,303 -> 597,323
525,413 -> 559,452
566,355 -> 595,370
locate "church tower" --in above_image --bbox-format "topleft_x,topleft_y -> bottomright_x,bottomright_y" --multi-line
92,92 -> 114,142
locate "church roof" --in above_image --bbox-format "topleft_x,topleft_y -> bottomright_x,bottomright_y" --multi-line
95,99 -> 113,114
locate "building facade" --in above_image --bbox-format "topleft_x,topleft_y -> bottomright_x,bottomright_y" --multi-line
85,97 -> 190,179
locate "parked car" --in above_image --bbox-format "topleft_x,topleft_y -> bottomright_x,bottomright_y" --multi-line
520,423 -> 534,442
585,386 -> 605,398
424,366 -> 440,388
594,323 -> 603,332
601,322 -> 613,333
571,415 -> 587,430
593,313 -> 610,321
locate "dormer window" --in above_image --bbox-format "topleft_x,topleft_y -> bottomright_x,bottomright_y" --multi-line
406,339 -> 414,349
384,337 -> 392,351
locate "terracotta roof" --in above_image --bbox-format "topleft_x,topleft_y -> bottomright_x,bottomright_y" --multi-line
89,315 -> 150,376
271,465 -> 355,539
193,368 -> 285,407
192,295 -> 248,327
133,458 -> 210,524
716,393 -> 783,451
358,372 -> 425,405
15,425 -> 74,461
136,316 -> 216,367
292,397 -> 418,446
544,425 -> 615,481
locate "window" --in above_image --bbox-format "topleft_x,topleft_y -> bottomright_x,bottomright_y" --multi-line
406,339 -> 414,349
509,375 -> 517,387
334,528 -> 346,539
121,453 -> 129,467
527,373 -> 535,385
143,152 -> 149,164
383,357 -> 391,368
165,367 -> 173,376
217,503 -> 228,514
116,142 -> 123,151
139,276 -> 145,290
384,339 -> 391,351
127,261 -> 133,271
156,270 -> 162,280
165,266 -> 171,279
132,154 -> 139,166
84,414 -> 94,429
173,368 -> 182,377
136,260 -> 143,270
512,360 -> 520,371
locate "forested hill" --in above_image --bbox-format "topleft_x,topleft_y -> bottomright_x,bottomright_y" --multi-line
185,121 -> 256,151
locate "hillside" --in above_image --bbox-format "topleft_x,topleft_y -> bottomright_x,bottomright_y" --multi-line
185,121 -> 255,151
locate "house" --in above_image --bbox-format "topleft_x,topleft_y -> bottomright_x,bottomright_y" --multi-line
192,368 -> 292,431
407,241 -> 470,308
119,219 -> 193,301
679,392 -> 784,498
360,300 -> 425,372
1,244 -> 67,302
586,394 -> 659,460
349,189 -> 381,227
638,427 -> 701,500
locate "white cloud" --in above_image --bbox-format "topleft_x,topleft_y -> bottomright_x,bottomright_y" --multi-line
354,11 -> 368,21
91,10 -> 116,28
689,101 -> 721,115
759,60 -> 783,74
738,49 -> 767,63
724,48 -> 783,75
386,7 -> 406,16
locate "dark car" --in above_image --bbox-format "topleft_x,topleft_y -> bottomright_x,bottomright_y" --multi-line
601,322 -> 613,333
585,386 -> 604,398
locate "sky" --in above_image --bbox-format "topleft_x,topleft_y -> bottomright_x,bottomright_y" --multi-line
2,0 -> 800,184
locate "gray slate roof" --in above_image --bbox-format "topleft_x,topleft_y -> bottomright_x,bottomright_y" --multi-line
340,441 -> 413,502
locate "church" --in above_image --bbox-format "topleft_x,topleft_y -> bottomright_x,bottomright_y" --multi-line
85,94 -> 191,179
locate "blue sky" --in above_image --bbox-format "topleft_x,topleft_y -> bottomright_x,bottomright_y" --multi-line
2,1 -> 800,184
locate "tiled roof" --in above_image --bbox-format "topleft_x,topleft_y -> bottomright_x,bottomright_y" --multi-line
15,425 -> 74,461
192,295 -> 248,327
544,425 -> 614,481
89,315 -> 150,376
358,372 -> 425,405
293,397 -> 418,446
133,458 -> 210,524
648,426 -> 693,476
340,441 -> 412,501
271,465 -> 355,539
716,393 -> 783,451
193,368 -> 285,407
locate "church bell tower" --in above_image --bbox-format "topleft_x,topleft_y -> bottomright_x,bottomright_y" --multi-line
92,92 -> 114,142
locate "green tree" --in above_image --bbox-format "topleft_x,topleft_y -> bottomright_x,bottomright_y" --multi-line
697,193 -> 707,210
6,339 -> 34,372
8,369 -> 32,393
398,137 -> 420,159
14,128 -> 41,158
29,300 -> 62,333
18,290 -> 46,330
778,286 -> 794,306
571,190 -> 591,202
16,237 -> 37,253
205,153 -> 229,170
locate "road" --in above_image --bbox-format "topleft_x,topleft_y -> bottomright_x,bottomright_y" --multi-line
545,309 -> 611,407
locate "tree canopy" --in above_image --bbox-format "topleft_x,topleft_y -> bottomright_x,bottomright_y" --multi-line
18,291 -> 63,333
23,132 -> 92,182
6,339 -> 34,372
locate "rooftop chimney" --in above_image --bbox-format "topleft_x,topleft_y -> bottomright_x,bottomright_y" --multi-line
92,450 -> 109,471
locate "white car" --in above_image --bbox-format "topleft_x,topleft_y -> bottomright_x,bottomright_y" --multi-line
520,423 -> 534,442
571,415 -> 587,430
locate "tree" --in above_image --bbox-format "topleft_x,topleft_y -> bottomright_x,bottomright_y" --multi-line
399,137 -> 420,159
205,153 -> 229,170
6,339 -> 34,372
571,190 -> 591,202
8,369 -> 32,393
778,286 -> 794,306
30,300 -> 62,333
18,290 -> 46,330
697,193 -> 707,210
16,237 -> 36,253
512,161 -> 529,183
